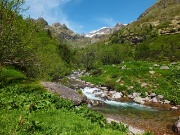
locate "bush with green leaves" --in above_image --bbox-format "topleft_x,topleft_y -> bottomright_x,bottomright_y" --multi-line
0,0 -> 73,80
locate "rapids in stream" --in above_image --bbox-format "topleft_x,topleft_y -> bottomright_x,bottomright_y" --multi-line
81,87 -> 180,135
61,71 -> 180,134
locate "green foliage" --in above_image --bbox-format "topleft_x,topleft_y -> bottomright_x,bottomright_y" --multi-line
75,43 -> 133,70
156,21 -> 171,29
91,68 -> 102,76
0,0 -> 37,68
77,89 -> 83,95
0,68 -> 128,134
135,34 -> 180,61
0,0 -> 73,80
31,31 -> 71,80
0,67 -> 26,87
143,131 -> 153,135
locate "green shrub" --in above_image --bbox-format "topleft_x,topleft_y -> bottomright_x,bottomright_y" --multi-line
105,80 -> 116,90
92,68 -> 102,76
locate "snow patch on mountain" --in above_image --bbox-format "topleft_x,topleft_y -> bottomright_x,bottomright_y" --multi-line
85,27 -> 111,38
85,23 -> 126,38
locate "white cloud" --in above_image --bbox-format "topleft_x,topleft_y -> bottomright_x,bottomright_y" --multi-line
23,0 -> 83,33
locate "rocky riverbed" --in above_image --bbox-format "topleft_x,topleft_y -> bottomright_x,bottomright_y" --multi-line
65,70 -> 180,111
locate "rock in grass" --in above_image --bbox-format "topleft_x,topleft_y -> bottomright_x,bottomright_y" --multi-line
163,100 -> 171,104
153,64 -> 159,67
141,82 -> 148,88
160,66 -> 169,70
149,71 -> 155,74
157,95 -> 163,99
150,93 -> 156,97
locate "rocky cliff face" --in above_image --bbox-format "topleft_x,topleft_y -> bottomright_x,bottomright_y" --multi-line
48,22 -> 80,40
33,18 -> 126,45
32,18 -> 91,46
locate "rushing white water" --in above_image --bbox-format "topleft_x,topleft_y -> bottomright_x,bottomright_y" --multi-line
81,87 -> 154,111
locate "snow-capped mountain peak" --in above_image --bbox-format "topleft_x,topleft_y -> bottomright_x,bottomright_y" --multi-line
86,27 -> 111,38
85,23 -> 125,38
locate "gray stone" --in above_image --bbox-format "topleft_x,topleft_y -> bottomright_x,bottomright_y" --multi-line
128,94 -> 133,98
121,65 -> 126,70
152,97 -> 158,103
153,64 -> 159,67
101,87 -> 108,90
157,95 -> 164,99
173,116 -> 180,133
41,82 -> 87,105
149,67 -> 153,70
133,97 -> 144,104
145,92 -> 149,96
91,100 -> 104,106
160,66 -> 169,70
101,93 -> 107,98
150,93 -> 156,97
86,82 -> 91,85
132,92 -> 141,97
171,62 -> 177,65
164,100 -> 170,104
149,71 -> 155,74
141,82 -> 148,88
171,106 -> 178,110
112,92 -> 122,99
128,86 -> 134,90
142,97 -> 151,102
82,81 -> 86,83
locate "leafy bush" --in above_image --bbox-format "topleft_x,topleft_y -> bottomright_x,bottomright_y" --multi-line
105,80 -> 116,90
0,67 -> 27,87
92,68 -> 103,76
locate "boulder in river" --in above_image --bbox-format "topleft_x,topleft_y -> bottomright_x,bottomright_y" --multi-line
90,100 -> 105,106
112,92 -> 123,99
133,97 -> 144,104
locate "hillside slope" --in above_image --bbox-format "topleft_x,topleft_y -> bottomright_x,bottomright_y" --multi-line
109,0 -> 180,45
136,0 -> 180,34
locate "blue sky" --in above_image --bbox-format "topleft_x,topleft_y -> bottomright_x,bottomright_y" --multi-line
23,0 -> 157,34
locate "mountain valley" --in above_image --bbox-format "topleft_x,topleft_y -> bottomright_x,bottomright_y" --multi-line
0,0 -> 180,134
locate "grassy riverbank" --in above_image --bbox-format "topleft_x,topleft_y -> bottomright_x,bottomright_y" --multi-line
0,67 -> 130,134
81,61 -> 180,104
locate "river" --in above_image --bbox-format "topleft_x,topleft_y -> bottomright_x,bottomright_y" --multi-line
62,71 -> 180,135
